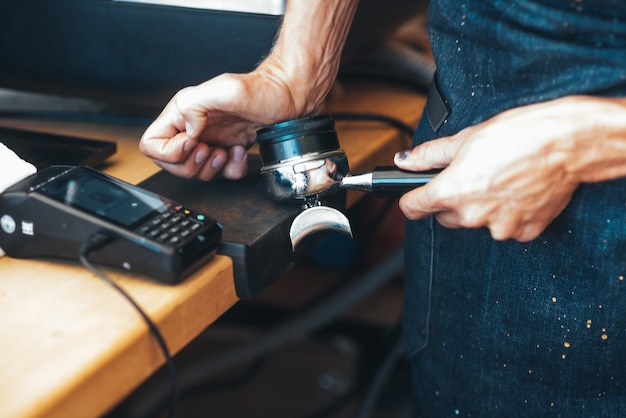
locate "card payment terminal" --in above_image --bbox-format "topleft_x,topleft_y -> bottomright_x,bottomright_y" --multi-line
0,166 -> 222,284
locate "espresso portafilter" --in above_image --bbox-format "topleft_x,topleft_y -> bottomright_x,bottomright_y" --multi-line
256,114 -> 437,250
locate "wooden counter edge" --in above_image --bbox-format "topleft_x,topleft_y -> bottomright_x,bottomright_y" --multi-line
36,255 -> 236,418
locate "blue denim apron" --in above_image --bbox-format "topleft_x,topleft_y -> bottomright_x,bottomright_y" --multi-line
405,1 -> 626,416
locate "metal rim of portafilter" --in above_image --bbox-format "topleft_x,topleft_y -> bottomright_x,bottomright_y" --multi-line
257,114 -> 353,250
257,114 -> 350,204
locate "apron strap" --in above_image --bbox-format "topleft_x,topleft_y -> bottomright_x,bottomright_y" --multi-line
426,78 -> 449,133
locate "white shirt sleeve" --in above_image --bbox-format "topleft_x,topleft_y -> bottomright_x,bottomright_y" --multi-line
0,142 -> 37,256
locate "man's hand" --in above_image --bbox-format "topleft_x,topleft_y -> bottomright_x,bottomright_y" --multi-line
139,0 -> 359,182
394,96 -> 626,242
139,70 -> 298,181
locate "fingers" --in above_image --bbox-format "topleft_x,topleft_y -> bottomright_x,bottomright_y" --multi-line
171,85 -> 213,141
394,135 -> 459,171
197,145 -> 249,180
149,144 -> 249,181
139,96 -> 196,164
398,182 -> 441,221
399,184 -> 558,243
139,130 -> 192,164
221,146 -> 249,179
139,80 -> 252,181
149,142 -> 223,180
392,136 -> 459,221
172,75 -> 253,142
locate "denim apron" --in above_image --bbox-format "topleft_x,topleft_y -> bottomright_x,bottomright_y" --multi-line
405,1 -> 626,416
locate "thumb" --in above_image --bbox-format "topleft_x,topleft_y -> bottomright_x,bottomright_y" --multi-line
393,135 -> 458,171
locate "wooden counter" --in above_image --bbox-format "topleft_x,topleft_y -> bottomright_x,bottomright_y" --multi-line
0,80 -> 425,418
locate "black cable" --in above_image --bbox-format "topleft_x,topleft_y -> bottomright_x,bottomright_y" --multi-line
182,356 -> 267,398
117,247 -> 404,418
298,385 -> 359,418
0,109 -> 415,142
356,318 -> 406,418
356,197 -> 398,255
78,233 -> 179,418
331,111 -> 416,145
302,197 -> 398,310
297,317 -> 406,418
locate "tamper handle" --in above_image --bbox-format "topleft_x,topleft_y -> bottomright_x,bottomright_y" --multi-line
371,166 -> 438,197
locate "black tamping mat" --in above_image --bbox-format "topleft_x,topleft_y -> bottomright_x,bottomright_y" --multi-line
139,169 -> 346,299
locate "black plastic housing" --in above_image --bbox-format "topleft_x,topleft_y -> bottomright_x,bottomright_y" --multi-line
0,166 -> 222,284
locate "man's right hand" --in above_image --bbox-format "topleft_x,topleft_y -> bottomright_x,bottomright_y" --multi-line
139,69 -> 298,181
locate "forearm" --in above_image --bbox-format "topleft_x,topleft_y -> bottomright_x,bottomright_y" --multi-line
559,96 -> 626,184
259,0 -> 359,115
